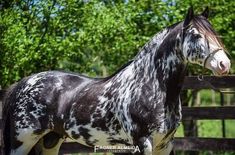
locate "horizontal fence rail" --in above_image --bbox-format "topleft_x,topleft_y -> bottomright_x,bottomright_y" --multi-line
182,106 -> 235,120
173,137 -> 235,151
0,75 -> 235,154
183,75 -> 235,90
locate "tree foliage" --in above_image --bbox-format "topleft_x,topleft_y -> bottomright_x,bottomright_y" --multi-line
0,0 -> 234,87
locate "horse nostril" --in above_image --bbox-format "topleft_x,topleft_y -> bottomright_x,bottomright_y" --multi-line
219,61 -> 226,70
219,61 -> 230,74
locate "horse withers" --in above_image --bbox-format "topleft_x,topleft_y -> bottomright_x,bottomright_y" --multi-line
2,7 -> 230,155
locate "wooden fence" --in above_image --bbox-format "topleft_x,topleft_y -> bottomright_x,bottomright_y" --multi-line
0,75 -> 235,154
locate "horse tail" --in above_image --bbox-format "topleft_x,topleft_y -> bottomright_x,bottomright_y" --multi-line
2,83 -> 18,155
0,89 -> 6,101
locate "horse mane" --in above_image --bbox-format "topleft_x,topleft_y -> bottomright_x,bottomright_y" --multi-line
104,60 -> 134,80
102,16 -> 222,82
103,16 -> 221,82
103,21 -> 183,81
192,16 -> 225,49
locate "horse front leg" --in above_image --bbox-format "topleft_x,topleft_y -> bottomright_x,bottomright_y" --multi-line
31,132 -> 65,155
33,138 -> 65,155
151,129 -> 175,155
153,141 -> 173,155
140,137 -> 152,155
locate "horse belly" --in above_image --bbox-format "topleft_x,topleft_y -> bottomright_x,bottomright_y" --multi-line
65,122 -> 133,147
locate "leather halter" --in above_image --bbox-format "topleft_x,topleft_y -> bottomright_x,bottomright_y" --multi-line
197,48 -> 228,93
197,48 -> 223,82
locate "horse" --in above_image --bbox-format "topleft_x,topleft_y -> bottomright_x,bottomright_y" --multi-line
2,7 -> 231,155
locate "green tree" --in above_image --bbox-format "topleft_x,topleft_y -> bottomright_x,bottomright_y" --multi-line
0,0 -> 234,88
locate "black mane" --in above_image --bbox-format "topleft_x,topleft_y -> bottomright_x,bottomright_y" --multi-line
105,60 -> 134,80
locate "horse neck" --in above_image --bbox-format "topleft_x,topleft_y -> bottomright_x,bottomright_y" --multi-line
99,26 -> 185,133
106,25 -> 185,93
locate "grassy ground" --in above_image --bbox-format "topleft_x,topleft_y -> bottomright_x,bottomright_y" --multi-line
175,119 -> 235,138
175,90 -> 235,155
175,89 -> 235,138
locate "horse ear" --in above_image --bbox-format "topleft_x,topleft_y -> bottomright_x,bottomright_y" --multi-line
183,7 -> 194,28
201,6 -> 209,18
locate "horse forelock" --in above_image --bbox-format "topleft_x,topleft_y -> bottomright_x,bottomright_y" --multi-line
182,15 -> 227,66
192,16 -> 225,50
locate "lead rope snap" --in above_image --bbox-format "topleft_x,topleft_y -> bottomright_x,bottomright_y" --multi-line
197,74 -> 204,81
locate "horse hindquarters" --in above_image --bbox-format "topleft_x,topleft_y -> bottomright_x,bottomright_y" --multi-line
3,110 -> 50,155
2,86 -> 51,155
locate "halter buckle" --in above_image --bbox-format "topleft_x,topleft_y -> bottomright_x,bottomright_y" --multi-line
197,74 -> 204,81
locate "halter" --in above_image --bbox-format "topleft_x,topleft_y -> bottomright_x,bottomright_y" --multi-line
199,47 -> 224,79
198,48 -> 227,92
178,24 -> 230,92
180,26 -> 225,92
203,48 -> 223,68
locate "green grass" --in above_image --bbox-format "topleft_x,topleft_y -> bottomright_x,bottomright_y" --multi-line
198,120 -> 223,137
175,90 -> 235,155
226,120 -> 235,138
196,90 -> 235,138
196,120 -> 235,138
175,124 -> 184,137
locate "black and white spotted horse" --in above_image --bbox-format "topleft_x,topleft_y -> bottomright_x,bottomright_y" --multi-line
2,7 -> 231,155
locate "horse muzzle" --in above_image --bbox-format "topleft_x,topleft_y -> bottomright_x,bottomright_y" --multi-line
205,50 -> 231,76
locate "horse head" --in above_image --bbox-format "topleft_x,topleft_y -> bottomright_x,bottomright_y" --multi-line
181,7 -> 231,75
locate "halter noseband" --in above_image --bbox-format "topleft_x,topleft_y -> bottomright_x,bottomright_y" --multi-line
197,48 -> 223,81
203,48 -> 223,68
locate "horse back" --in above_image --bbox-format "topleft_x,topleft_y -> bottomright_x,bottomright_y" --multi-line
3,71 -> 98,133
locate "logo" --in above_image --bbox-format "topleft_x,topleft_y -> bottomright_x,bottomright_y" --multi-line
94,145 -> 140,153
